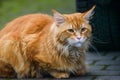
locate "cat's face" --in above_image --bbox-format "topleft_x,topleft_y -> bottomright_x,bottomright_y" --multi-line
52,6 -> 95,48
65,22 -> 91,48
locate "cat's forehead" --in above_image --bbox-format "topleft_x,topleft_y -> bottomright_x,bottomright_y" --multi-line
64,13 -> 85,29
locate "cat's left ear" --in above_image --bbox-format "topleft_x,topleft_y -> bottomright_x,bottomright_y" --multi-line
82,5 -> 96,21
52,10 -> 65,26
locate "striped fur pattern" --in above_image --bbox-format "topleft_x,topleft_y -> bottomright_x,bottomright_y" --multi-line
0,6 -> 95,78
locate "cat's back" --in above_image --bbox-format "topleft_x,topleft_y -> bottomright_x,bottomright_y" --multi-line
0,13 -> 53,38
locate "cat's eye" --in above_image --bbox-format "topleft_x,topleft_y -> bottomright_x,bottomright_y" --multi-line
81,27 -> 87,32
68,29 -> 74,33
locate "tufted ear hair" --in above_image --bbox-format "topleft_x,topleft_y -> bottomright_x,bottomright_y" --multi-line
82,6 -> 96,21
52,10 -> 65,26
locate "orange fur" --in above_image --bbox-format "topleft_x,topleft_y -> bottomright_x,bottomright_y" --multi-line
0,6 -> 95,78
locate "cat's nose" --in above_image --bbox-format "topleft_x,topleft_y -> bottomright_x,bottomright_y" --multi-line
77,37 -> 81,40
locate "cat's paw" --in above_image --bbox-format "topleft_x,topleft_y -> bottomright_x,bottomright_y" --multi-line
55,73 -> 70,78
50,72 -> 70,78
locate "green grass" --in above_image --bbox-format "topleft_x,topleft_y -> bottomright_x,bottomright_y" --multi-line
0,0 -> 75,29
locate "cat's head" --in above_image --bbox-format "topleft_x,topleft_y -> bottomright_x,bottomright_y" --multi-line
51,6 -> 95,48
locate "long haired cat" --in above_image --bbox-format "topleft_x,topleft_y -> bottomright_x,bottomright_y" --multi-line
0,6 -> 95,78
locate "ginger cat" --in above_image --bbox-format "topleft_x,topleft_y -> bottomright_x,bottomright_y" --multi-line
0,6 -> 95,78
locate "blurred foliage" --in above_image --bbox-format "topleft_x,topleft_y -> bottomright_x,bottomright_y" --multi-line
0,0 -> 75,29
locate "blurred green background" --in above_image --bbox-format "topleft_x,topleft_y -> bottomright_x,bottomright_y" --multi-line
0,0 -> 75,29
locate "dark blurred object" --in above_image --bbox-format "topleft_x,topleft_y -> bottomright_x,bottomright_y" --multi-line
76,0 -> 120,51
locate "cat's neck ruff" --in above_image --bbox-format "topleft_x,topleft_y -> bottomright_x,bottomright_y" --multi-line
53,41 -> 85,58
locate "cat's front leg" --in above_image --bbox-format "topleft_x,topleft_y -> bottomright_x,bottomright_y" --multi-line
17,67 -> 43,78
49,71 -> 70,78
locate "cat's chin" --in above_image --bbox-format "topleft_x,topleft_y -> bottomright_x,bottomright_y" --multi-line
70,42 -> 83,48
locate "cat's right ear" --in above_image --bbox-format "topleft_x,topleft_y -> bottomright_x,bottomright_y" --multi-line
82,5 -> 96,21
52,10 -> 65,26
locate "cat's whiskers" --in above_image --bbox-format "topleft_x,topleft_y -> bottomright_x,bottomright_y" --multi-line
89,43 -> 101,56
91,36 -> 109,44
